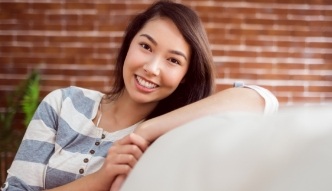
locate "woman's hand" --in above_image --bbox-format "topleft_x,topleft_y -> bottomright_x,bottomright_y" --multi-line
45,133 -> 149,191
94,133 -> 149,191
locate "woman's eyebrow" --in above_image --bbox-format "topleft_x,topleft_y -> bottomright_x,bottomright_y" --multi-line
139,33 -> 188,61
140,34 -> 157,45
169,50 -> 188,61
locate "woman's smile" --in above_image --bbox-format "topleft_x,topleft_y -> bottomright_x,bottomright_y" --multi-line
135,75 -> 159,92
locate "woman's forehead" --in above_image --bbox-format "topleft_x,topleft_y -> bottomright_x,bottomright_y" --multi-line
137,17 -> 190,54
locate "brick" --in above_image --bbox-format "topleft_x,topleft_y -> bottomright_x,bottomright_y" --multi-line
0,56 -> 12,65
225,50 -> 258,58
60,47 -> 93,55
65,24 -> 94,32
194,5 -> 225,13
244,18 -> 275,26
323,9 -> 332,17
14,13 -> 46,21
276,96 -> 290,105
275,0 -> 307,4
308,63 -> 332,70
31,3 -> 62,10
0,66 -> 27,75
0,78 -> 23,86
275,19 -> 309,27
228,72 -> 259,79
307,0 -> 331,5
229,28 -> 260,36
98,24 -> 127,32
292,96 -> 322,103
208,37 -> 242,46
33,46 -> 62,55
276,85 -> 305,92
31,23 -> 62,31
274,63 -> 306,70
41,67 -> 113,77
16,35 -> 46,42
80,14 -> 99,23
77,57 -> 110,65
205,27 -> 227,36
306,41 -> 332,49
215,84 -> 233,92
95,3 -> 126,12
83,36 -> 112,43
288,51 -> 323,59
74,79 -> 107,89
127,3 -> 149,11
48,14 -> 79,23
44,57 -> 76,65
0,2 -> 30,13
0,45 -> 31,54
308,85 -> 332,92
111,36 -> 125,44
276,40 -> 307,48
245,39 -> 275,47
211,49 -> 225,56
0,23 -> 28,31
259,51 -> 289,58
64,3 -> 95,10
41,78 -> 74,88
241,62 -> 274,70
96,47 -> 115,55
12,57 -> 44,65
323,95 -> 332,102
47,35 -> 78,43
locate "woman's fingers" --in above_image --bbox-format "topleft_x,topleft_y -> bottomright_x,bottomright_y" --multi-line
108,144 -> 143,162
116,133 -> 149,151
110,153 -> 138,168
128,133 -> 149,152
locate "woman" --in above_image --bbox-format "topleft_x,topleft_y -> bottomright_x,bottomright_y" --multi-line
2,1 -> 278,191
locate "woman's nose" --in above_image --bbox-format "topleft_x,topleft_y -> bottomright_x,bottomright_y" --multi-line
143,58 -> 161,76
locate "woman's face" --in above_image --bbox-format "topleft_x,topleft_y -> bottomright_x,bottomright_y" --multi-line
123,17 -> 190,105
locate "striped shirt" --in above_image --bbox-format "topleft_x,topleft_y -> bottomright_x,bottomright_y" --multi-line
3,86 -> 138,190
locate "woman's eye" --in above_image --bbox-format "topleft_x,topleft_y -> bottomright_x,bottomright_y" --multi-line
140,43 -> 152,52
168,58 -> 180,65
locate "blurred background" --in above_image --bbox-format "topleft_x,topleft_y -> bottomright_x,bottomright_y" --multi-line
0,0 -> 332,182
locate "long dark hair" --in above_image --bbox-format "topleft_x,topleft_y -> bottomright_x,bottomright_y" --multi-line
107,0 -> 215,119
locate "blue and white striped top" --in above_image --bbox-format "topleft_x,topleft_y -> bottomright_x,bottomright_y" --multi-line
3,86 -> 138,190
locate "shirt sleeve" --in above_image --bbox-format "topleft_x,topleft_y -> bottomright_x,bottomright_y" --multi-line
233,81 -> 279,115
2,89 -> 63,191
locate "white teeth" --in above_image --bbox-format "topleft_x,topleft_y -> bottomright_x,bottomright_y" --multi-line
136,76 -> 157,89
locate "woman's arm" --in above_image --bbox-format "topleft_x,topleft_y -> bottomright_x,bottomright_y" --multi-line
3,90 -> 61,191
135,86 -> 278,143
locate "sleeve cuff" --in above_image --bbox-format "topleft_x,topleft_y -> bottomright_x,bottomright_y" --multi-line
233,81 -> 279,115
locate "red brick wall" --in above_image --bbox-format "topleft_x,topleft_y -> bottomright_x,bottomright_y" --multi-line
1,0 -> 332,115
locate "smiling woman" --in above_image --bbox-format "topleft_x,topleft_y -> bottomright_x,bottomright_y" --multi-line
123,17 -> 190,105
2,1 -> 278,191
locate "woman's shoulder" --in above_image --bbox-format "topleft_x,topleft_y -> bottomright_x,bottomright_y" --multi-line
60,86 -> 104,98
43,86 -> 104,104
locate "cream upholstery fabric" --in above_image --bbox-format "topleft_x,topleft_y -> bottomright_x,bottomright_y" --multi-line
121,105 -> 332,191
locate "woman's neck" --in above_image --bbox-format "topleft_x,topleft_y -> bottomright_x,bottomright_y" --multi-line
97,91 -> 157,133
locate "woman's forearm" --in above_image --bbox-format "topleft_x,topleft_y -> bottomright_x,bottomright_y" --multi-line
45,172 -> 108,191
47,174 -> 100,191
135,87 -> 266,143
